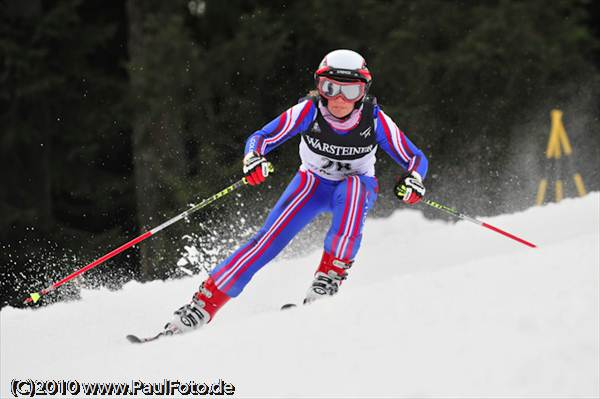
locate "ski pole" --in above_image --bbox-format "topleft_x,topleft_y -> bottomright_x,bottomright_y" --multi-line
398,186 -> 536,248
23,166 -> 273,305
419,197 -> 537,248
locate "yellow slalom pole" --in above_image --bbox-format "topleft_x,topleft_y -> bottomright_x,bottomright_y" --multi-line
546,131 -> 560,159
573,173 -> 587,196
555,180 -> 564,202
536,179 -> 548,206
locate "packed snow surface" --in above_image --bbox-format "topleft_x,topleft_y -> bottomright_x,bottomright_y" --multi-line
2,193 -> 599,398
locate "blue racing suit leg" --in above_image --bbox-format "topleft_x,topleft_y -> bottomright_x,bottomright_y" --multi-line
324,175 -> 378,261
210,170 -> 328,297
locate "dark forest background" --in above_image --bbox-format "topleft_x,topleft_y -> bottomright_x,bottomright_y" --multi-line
1,0 -> 599,309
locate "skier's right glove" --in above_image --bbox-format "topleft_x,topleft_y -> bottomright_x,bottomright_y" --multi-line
243,151 -> 270,186
394,171 -> 426,205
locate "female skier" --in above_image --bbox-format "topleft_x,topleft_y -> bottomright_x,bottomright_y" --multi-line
165,49 -> 428,334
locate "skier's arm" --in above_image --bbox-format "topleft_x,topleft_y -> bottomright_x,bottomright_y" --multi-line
245,99 -> 317,156
374,107 -> 428,179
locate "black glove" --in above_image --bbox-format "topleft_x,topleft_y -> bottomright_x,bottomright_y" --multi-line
394,171 -> 425,204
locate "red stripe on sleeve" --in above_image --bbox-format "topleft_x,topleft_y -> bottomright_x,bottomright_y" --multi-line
290,100 -> 313,132
398,130 -> 415,158
378,111 -> 406,164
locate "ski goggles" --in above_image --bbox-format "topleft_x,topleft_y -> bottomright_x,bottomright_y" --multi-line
317,77 -> 366,101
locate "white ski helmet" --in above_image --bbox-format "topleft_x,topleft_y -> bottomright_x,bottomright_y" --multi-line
314,49 -> 372,84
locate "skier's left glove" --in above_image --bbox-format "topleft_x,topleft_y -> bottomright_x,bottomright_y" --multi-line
395,171 -> 426,205
243,151 -> 270,186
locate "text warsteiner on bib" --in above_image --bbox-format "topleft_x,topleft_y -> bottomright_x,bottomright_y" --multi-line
301,98 -> 377,161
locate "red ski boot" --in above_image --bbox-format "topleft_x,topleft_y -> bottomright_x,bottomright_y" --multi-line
165,277 -> 230,334
304,251 -> 353,304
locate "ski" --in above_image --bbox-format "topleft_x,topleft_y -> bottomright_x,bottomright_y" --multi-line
126,331 -> 170,344
280,303 -> 297,310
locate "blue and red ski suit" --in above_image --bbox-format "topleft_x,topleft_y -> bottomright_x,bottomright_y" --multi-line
210,96 -> 428,297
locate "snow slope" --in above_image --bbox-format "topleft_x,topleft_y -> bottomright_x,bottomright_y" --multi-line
2,194 -> 599,398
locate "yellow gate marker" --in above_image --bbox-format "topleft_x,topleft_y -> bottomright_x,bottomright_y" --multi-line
536,109 -> 587,205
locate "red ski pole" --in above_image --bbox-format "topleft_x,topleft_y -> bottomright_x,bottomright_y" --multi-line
420,197 -> 537,248
23,176 -> 255,304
